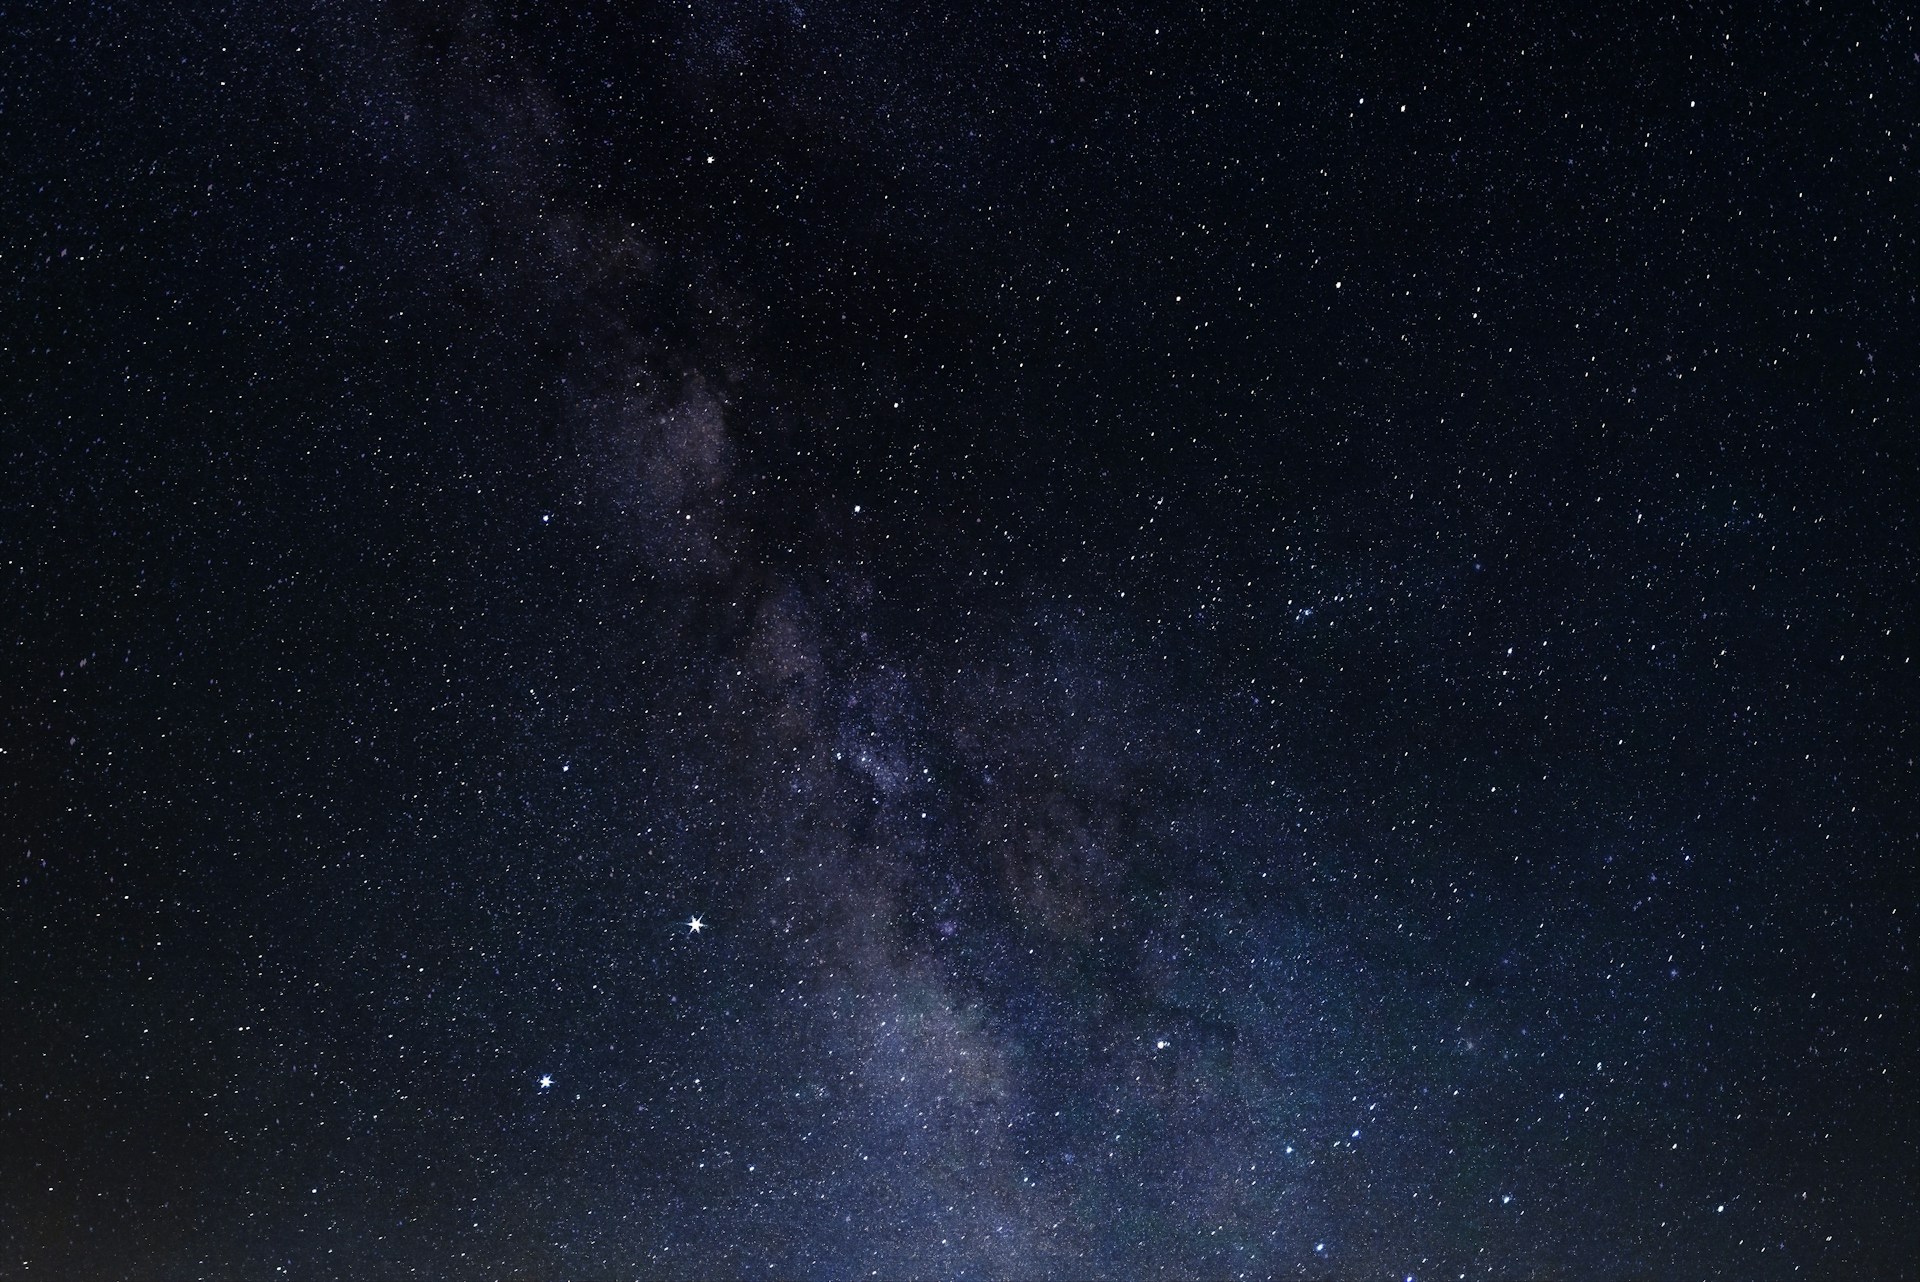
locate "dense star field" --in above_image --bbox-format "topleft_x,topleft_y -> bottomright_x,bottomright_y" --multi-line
5,2 -> 1917,1278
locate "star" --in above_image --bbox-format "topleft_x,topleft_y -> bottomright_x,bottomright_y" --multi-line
538,1074 -> 553,1090
685,915 -> 706,935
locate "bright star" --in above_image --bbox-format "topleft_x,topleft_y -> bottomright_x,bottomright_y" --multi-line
686,915 -> 706,935
538,1074 -> 553,1090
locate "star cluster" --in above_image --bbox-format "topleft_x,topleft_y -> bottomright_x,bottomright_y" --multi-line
4,2 -> 1916,1279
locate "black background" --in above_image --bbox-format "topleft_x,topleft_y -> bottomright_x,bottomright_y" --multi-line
5,1 -> 1917,1277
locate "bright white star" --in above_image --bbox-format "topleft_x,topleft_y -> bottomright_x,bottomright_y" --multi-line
538,1074 -> 553,1090
686,915 -> 706,935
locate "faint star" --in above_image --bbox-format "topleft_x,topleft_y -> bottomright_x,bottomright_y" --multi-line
686,915 -> 706,935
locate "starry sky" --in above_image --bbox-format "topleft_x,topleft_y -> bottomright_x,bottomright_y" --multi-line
5,2 -> 1918,1278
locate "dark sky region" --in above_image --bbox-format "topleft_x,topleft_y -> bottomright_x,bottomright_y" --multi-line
4,2 -> 1918,1278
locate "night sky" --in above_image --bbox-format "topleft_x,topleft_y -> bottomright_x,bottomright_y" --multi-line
6,2 -> 1919,1278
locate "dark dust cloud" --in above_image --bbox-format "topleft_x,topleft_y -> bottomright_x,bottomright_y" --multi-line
5,2 -> 1917,1278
